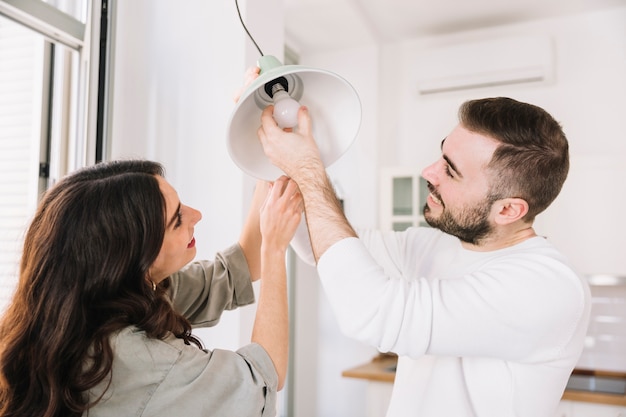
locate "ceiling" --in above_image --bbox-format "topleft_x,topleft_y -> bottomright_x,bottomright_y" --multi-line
284,0 -> 626,54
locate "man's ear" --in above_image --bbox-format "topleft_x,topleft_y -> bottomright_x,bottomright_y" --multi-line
493,198 -> 529,225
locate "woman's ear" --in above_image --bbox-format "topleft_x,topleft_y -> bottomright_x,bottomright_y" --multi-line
493,197 -> 529,225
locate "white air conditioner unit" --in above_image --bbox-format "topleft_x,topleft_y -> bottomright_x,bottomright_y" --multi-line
415,35 -> 553,94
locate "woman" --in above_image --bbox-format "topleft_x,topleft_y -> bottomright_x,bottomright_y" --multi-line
0,159 -> 302,417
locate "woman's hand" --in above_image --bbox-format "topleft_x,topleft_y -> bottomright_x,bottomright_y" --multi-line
260,176 -> 303,253
233,66 -> 260,103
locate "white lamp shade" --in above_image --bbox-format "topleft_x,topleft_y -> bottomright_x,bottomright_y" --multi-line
227,56 -> 362,180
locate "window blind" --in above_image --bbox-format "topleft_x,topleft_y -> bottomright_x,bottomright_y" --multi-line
0,16 -> 44,313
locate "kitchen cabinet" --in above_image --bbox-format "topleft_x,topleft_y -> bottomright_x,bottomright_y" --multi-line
342,354 -> 395,417
379,167 -> 429,231
365,381 -> 393,417
555,400 -> 626,417
343,354 -> 626,417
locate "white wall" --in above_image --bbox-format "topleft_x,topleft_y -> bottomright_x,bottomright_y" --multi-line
293,5 -> 626,416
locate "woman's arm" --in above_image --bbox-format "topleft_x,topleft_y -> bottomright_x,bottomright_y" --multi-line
251,176 -> 302,390
235,67 -> 267,282
238,180 -> 270,281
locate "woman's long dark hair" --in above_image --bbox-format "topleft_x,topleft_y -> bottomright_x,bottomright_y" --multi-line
0,160 -> 201,417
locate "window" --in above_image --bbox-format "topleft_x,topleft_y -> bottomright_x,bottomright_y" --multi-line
0,15 -> 43,311
0,0 -> 107,313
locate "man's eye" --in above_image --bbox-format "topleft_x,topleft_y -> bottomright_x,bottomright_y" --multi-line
445,165 -> 454,178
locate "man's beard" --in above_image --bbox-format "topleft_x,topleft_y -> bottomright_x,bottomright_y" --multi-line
423,195 -> 494,245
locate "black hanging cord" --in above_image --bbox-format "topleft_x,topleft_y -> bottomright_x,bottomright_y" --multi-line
235,0 -> 264,56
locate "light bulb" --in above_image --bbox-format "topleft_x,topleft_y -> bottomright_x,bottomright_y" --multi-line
271,84 -> 301,129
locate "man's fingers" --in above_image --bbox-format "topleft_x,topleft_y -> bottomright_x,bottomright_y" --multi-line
296,106 -> 311,135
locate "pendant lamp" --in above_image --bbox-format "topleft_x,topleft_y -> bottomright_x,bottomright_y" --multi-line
227,55 -> 362,180
226,1 -> 361,180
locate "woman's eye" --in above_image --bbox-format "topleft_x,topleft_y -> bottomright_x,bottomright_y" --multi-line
174,211 -> 183,228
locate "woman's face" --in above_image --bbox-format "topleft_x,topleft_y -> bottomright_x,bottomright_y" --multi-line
149,176 -> 202,282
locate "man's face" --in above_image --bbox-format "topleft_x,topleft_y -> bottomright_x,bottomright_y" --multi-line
420,124 -> 500,245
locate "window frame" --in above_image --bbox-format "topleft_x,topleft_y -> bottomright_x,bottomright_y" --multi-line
0,0 -> 111,175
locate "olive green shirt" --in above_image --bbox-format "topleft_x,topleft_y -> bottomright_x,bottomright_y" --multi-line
85,244 -> 278,417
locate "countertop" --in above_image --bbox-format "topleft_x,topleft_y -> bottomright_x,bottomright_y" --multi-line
342,354 -> 626,406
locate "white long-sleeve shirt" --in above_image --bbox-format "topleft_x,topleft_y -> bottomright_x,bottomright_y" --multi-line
313,227 -> 590,417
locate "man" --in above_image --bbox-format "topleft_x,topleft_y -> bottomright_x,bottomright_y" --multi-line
257,97 -> 590,417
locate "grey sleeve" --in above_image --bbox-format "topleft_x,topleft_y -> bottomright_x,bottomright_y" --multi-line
166,243 -> 255,327
98,330 -> 279,417
142,341 -> 278,417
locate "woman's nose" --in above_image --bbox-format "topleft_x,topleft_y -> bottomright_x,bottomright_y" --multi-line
191,207 -> 202,224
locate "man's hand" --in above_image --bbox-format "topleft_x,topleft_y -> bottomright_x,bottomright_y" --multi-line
257,103 -> 357,262
257,105 -> 324,181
